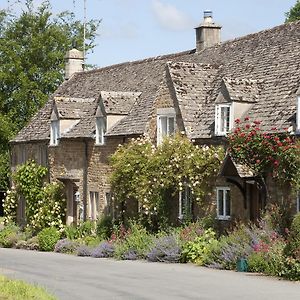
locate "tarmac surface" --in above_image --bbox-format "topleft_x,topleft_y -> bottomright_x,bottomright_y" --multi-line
0,248 -> 299,300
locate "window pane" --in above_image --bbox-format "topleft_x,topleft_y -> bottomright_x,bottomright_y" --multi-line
95,192 -> 100,219
225,190 -> 231,216
168,117 -> 175,135
218,190 -> 224,216
220,106 -> 230,133
160,116 -> 168,136
89,192 -> 93,219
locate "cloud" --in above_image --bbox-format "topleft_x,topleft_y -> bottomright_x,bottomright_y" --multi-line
101,22 -> 139,39
151,0 -> 194,31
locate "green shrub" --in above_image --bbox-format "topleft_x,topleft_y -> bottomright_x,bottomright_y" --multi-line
96,215 -> 113,240
77,221 -> 95,238
181,228 -> 218,265
282,257 -> 300,281
114,222 -> 154,259
81,236 -> 101,247
284,213 -> 300,257
0,224 -> 21,248
247,251 -> 268,273
37,227 -> 60,251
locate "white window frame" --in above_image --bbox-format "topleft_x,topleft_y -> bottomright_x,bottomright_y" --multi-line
216,187 -> 231,220
88,191 -> 100,220
95,117 -> 106,145
215,104 -> 233,136
157,114 -> 175,145
50,120 -> 60,146
297,96 -> 300,133
179,185 -> 192,220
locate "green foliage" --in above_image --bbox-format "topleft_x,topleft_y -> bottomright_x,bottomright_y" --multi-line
37,227 -> 60,251
0,0 -> 100,190
114,222 -> 154,259
282,257 -> 300,280
110,134 -> 224,226
0,224 -> 23,248
228,118 -> 300,186
5,160 -> 66,231
64,221 -> 95,240
0,275 -> 57,300
248,240 -> 286,276
285,1 -> 300,23
96,215 -> 113,240
284,213 -> 300,257
181,228 -> 218,265
262,203 -> 293,236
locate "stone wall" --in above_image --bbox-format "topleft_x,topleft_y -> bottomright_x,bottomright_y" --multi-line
146,69 -> 185,142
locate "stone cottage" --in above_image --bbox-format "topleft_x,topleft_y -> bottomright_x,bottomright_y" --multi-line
10,12 -> 300,225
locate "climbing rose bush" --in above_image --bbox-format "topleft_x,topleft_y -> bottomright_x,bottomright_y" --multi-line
228,118 -> 300,186
110,134 -> 224,220
4,160 -> 66,231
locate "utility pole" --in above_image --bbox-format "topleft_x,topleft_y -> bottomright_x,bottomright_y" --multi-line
83,0 -> 87,68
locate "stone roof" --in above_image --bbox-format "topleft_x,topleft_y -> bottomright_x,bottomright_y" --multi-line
55,97 -> 96,119
167,62 -> 220,138
193,20 -> 300,133
12,20 -> 300,142
222,77 -> 260,103
100,91 -> 141,115
219,155 -> 255,178
12,50 -> 194,142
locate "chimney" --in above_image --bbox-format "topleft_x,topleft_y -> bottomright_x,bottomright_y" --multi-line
65,48 -> 84,80
195,11 -> 222,52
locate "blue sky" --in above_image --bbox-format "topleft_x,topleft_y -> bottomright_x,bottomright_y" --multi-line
1,0 -> 297,67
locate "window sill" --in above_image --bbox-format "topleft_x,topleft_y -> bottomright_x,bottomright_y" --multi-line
95,143 -> 105,147
216,216 -> 231,221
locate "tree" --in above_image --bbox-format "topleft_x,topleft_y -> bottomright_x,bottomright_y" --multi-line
285,1 -> 300,23
0,0 -> 100,190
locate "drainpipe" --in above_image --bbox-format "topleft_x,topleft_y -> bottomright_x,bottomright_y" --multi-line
83,139 -> 88,221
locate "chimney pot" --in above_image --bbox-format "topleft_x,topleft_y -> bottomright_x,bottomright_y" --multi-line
195,11 -> 221,52
64,48 -> 84,80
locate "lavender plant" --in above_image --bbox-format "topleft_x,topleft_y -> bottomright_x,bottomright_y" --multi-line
147,235 -> 181,263
91,242 -> 115,258
54,238 -> 78,254
77,245 -> 92,257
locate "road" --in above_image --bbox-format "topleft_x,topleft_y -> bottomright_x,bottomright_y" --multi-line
0,248 -> 299,300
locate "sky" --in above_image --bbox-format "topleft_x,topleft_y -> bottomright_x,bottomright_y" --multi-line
0,0 -> 297,68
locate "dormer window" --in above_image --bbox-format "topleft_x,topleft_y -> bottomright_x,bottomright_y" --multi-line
96,117 -> 106,145
215,104 -> 232,136
157,108 -> 175,145
50,120 -> 60,146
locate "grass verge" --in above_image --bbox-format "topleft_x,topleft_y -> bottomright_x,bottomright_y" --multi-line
0,275 -> 56,300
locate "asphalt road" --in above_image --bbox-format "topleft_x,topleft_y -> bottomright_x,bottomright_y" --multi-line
0,248 -> 299,300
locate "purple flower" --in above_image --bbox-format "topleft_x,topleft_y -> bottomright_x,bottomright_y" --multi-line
91,242 -> 115,258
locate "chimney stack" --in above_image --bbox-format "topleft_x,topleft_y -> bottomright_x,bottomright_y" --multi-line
195,11 -> 222,52
65,48 -> 84,80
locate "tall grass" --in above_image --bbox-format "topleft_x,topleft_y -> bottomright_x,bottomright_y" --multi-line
0,275 -> 56,300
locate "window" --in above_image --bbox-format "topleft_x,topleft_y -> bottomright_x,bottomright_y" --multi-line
216,187 -> 231,220
50,120 -> 60,146
179,186 -> 192,220
157,115 -> 175,145
96,117 -> 106,145
215,104 -> 232,136
88,191 -> 100,220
